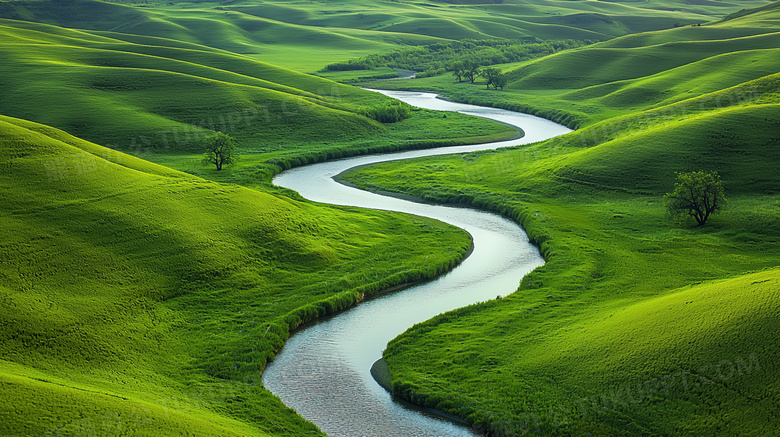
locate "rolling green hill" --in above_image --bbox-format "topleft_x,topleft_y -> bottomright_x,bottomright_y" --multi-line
0,17 -> 519,189
345,3 -> 780,435
348,73 -> 780,437
1,0 -> 778,435
371,0 -> 780,128
1,0 -> 773,71
0,16 -> 516,432
0,18 -> 383,151
0,114 -> 474,435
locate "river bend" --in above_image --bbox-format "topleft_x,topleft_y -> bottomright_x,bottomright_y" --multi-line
263,90 -> 572,436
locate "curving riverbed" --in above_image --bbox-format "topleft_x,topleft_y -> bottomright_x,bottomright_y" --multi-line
263,90 -> 572,436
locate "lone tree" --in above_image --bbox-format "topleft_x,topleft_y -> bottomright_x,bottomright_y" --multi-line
202,132 -> 238,171
665,170 -> 726,226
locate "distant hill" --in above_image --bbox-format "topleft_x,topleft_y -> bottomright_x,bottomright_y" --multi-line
0,18 -> 383,153
0,0 -> 773,71
504,0 -> 780,120
352,0 -> 780,130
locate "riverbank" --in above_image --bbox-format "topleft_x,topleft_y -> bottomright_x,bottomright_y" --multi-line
371,358 -> 472,427
0,113 -> 480,437
343,79 -> 780,435
263,91 -> 569,437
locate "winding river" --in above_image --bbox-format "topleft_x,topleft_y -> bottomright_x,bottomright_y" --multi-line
263,90 -> 572,436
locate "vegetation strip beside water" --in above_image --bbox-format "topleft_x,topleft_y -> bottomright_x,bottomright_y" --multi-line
324,39 -> 588,81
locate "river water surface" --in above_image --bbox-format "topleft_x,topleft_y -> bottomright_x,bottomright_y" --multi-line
263,91 -> 572,436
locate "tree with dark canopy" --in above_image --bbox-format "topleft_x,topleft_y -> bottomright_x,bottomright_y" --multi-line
202,132 -> 238,171
463,60 -> 480,83
480,67 -> 502,89
491,73 -> 507,89
665,170 -> 727,226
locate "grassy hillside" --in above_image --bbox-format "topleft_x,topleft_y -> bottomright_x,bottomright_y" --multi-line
347,72 -> 780,437
0,18 -> 382,149
2,0 -> 778,435
344,5 -> 780,434
0,18 -> 518,188
0,115 -> 473,435
371,0 -> 780,128
0,0 -> 772,72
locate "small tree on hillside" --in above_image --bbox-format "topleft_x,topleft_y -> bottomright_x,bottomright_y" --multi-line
451,61 -> 465,82
491,73 -> 507,90
480,67 -> 502,89
202,132 -> 238,171
463,60 -> 480,84
665,170 -> 726,226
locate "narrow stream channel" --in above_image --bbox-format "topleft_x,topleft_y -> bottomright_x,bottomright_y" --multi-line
263,91 -> 572,436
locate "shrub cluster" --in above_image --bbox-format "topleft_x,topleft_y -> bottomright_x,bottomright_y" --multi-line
323,38 -> 588,76
360,101 -> 412,123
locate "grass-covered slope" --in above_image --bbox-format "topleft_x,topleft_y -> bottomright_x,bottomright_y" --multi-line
348,73 -> 780,437
0,0 -> 772,71
0,115 -> 473,436
386,270 -> 779,435
345,5 -> 780,432
0,18 -> 519,189
0,18 -> 386,152
372,0 -> 780,128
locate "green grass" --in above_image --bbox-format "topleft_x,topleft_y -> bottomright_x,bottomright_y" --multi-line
1,0 -> 778,435
342,6 -> 780,433
1,0 -> 773,72
370,1 -> 780,129
345,79 -> 780,436
0,18 -> 380,148
0,114 -> 474,435
385,268 -> 779,435
0,18 -> 518,187
150,106 -> 521,190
